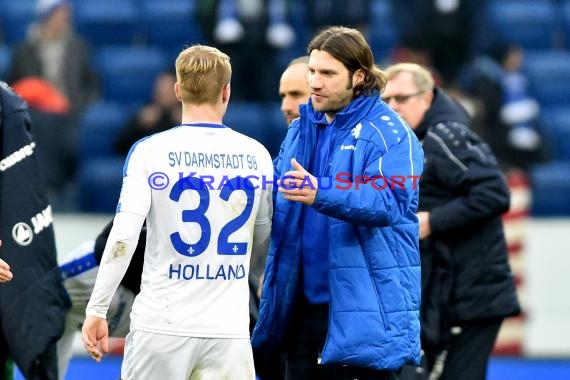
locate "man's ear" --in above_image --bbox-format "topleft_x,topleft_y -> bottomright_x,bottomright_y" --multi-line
424,89 -> 434,106
222,83 -> 231,103
174,82 -> 182,101
352,69 -> 365,87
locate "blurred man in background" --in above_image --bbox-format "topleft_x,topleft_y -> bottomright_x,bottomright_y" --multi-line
279,56 -> 310,125
383,63 -> 520,380
114,71 -> 181,156
8,0 -> 100,206
9,0 -> 99,117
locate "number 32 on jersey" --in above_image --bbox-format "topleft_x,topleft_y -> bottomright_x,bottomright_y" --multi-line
169,176 -> 254,257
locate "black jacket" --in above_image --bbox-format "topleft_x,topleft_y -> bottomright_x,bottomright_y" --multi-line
0,81 -> 71,379
415,88 -> 520,348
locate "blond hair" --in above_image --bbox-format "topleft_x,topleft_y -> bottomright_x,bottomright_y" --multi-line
384,63 -> 435,93
175,45 -> 232,104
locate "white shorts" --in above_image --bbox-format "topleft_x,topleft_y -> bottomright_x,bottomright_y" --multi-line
121,330 -> 255,380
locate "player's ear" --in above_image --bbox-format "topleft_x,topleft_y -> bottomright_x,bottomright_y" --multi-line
222,83 -> 231,104
174,82 -> 182,102
352,69 -> 365,87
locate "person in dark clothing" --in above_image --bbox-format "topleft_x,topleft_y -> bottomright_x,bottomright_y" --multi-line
0,80 -> 71,380
392,0 -> 475,85
383,63 -> 521,380
458,43 -> 546,172
304,0 -> 371,33
8,0 -> 100,204
114,71 -> 181,156
197,0 -> 295,102
8,0 -> 99,117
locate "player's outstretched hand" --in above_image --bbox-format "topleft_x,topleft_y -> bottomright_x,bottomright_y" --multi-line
278,158 -> 318,205
0,241 -> 13,283
82,316 -> 109,362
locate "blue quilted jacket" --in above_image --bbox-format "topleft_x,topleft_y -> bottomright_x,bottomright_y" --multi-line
251,94 -> 423,370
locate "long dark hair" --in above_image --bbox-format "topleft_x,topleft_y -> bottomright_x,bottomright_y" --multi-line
308,26 -> 387,95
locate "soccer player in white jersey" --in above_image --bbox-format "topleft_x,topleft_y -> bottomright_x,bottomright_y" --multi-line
82,45 -> 273,380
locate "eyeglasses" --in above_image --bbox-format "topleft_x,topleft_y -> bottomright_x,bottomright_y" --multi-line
382,90 -> 425,104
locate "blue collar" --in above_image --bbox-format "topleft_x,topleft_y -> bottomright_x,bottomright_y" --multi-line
301,93 -> 380,129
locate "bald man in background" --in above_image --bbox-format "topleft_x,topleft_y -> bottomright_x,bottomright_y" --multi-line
279,56 -> 310,125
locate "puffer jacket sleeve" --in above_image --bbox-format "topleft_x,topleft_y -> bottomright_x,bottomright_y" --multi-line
426,122 -> 510,235
313,128 -> 423,226
272,121 -> 298,204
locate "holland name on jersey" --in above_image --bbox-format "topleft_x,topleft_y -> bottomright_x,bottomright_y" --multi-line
168,263 -> 246,281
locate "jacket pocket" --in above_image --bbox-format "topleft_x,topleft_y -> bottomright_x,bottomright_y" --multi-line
363,261 -> 391,331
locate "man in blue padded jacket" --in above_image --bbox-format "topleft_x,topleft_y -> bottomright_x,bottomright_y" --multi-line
252,26 -> 424,380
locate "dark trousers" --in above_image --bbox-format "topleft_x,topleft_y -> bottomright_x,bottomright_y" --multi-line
286,301 -> 399,380
0,336 -> 58,380
400,319 -> 503,380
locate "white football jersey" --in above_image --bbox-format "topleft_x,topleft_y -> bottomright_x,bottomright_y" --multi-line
89,123 -> 273,339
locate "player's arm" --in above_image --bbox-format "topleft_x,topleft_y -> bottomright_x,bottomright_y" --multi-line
308,134 -> 422,226
82,212 -> 144,361
83,140 -> 150,361
250,149 -> 273,279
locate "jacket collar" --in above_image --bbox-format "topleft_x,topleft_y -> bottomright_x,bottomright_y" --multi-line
300,93 -> 380,130
414,87 -> 471,141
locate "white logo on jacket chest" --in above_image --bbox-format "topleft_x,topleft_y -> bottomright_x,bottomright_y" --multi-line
351,123 -> 362,139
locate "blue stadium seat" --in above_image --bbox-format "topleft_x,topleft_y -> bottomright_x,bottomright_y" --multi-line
224,102 -> 266,141
79,101 -> 131,161
0,0 -> 36,44
539,107 -> 570,161
0,46 -> 11,80
530,161 -> 570,216
524,51 -> 570,107
75,0 -> 139,47
95,46 -> 170,105
223,102 -> 288,158
141,0 -> 205,58
287,0 -> 311,59
368,0 -> 399,63
274,46 -> 306,76
78,157 -> 125,213
264,102 -> 289,158
486,0 -> 558,50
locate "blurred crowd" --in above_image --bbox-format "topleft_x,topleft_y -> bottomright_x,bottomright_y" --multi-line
0,0 -> 569,213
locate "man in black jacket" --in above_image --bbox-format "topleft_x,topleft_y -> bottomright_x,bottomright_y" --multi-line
0,81 -> 71,379
382,63 -> 520,380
